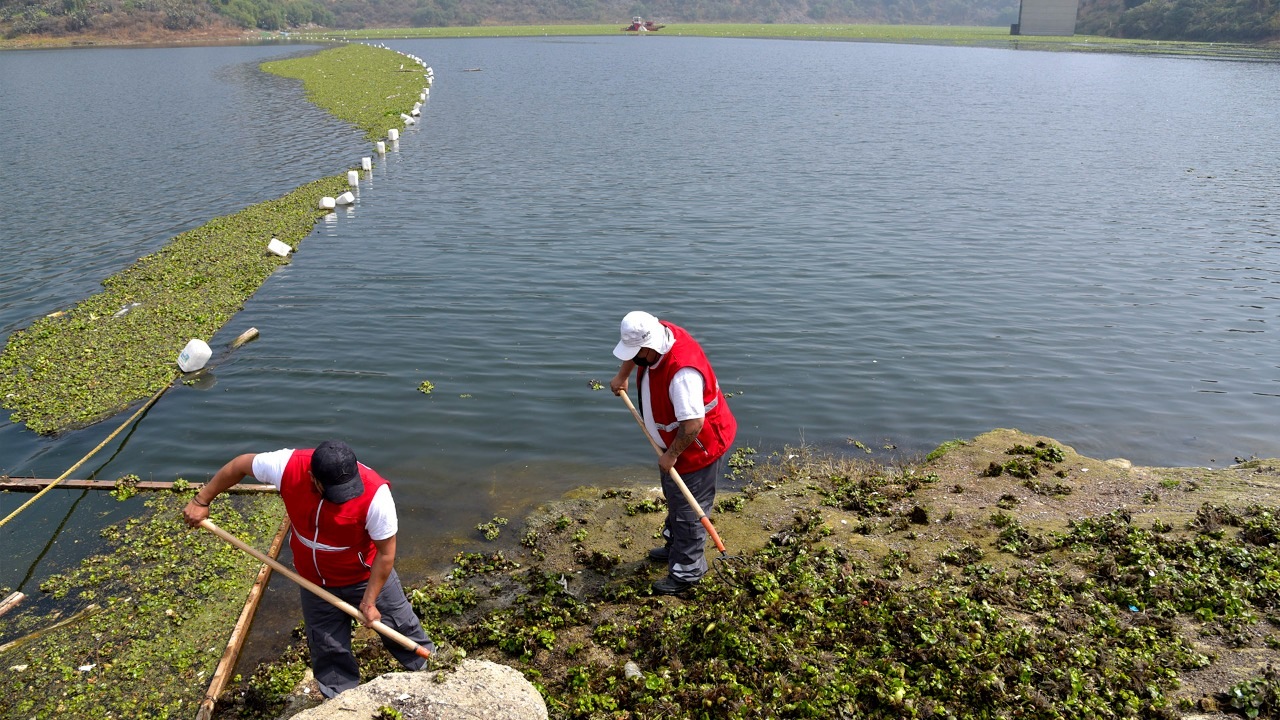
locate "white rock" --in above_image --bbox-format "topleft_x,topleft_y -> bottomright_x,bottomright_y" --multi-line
290,660 -> 546,720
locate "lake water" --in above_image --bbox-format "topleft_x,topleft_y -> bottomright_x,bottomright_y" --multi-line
2,37 -> 1279,593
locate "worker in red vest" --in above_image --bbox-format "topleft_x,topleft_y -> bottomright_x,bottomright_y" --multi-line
184,440 -> 434,698
610,311 -> 738,595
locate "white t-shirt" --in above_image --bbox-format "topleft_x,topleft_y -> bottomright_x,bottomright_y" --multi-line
252,448 -> 398,541
639,342 -> 706,450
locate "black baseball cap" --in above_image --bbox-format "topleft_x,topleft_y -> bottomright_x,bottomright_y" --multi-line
311,440 -> 364,503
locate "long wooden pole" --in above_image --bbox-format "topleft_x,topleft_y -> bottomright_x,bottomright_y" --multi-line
617,392 -> 728,555
0,604 -> 100,655
196,515 -> 291,720
0,479 -> 279,493
0,591 -> 24,618
199,519 -> 431,659
0,383 -> 169,529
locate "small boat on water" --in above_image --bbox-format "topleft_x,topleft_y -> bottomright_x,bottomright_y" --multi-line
622,16 -> 665,31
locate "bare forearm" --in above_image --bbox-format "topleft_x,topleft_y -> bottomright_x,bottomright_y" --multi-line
197,454 -> 254,503
660,417 -> 704,471
359,536 -> 397,624
183,453 -> 254,526
362,554 -> 393,610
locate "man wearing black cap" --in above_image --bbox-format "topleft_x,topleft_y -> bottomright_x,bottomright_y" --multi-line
183,440 -> 434,698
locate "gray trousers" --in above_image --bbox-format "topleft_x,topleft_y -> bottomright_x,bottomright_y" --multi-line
659,454 -> 725,582
299,569 -> 432,697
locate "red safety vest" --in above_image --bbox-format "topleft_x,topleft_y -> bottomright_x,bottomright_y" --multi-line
280,449 -> 389,587
640,321 -> 737,473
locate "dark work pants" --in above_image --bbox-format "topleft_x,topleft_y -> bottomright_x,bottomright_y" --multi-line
659,454 -> 725,583
299,569 -> 432,697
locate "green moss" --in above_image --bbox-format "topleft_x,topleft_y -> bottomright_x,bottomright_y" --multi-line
925,438 -> 967,462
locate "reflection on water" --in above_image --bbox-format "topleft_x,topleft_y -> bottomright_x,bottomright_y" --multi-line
2,38 -> 1280,595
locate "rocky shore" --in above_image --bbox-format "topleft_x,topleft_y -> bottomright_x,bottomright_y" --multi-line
232,429 -> 1280,720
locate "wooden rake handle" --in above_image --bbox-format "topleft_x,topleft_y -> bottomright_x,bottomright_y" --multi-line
617,392 -> 728,555
199,519 -> 430,659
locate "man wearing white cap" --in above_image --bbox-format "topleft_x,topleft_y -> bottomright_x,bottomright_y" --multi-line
610,311 -> 737,595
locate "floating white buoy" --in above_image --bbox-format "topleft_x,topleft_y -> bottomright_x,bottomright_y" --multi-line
424,88 -> 430,97
402,115 -> 416,126
335,191 -> 355,205
361,157 -> 372,171
177,339 -> 212,373
419,92 -> 426,102
347,170 -> 359,186
319,196 -> 336,210
411,106 -> 420,117
266,238 -> 292,257
376,141 -> 386,154
388,128 -> 399,142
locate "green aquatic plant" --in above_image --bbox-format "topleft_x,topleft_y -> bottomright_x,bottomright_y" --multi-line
1227,664 -> 1280,718
0,176 -> 348,435
624,497 -> 665,516
0,493 -> 283,719
262,44 -> 427,143
475,516 -> 508,541
1,44 -> 421,436
418,379 -> 434,394
109,473 -> 141,501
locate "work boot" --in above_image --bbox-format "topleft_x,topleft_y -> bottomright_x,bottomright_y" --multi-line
652,575 -> 698,596
647,546 -> 670,562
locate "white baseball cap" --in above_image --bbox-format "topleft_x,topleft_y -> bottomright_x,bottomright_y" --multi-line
613,311 -> 665,360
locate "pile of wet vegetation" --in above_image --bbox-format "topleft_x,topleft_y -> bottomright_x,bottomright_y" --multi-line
0,489 -> 284,719
231,430 -> 1279,719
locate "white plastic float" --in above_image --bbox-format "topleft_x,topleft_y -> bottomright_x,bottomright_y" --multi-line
388,128 -> 399,142
318,196 -> 336,210
376,141 -> 386,154
361,157 -> 372,171
177,339 -> 212,373
335,191 -> 355,205
347,170 -> 359,186
266,238 -> 291,257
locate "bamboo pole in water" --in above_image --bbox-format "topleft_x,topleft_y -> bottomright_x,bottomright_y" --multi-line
196,515 -> 291,720
0,592 -> 24,618
0,604 -> 100,655
0,479 -> 278,493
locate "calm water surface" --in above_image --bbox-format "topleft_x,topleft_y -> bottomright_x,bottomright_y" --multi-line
2,38 -> 1279,593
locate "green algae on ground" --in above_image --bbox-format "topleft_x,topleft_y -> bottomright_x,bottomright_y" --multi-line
262,44 -> 429,143
0,490 -> 284,720
231,431 -> 1280,719
0,176 -> 348,435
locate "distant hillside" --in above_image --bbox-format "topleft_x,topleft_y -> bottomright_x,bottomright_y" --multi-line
1076,0 -> 1280,42
1,0 -> 1276,47
0,0 -> 1019,41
